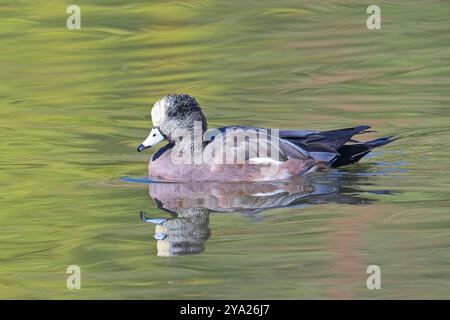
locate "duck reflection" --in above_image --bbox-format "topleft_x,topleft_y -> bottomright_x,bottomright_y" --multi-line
140,172 -> 390,257
141,207 -> 210,257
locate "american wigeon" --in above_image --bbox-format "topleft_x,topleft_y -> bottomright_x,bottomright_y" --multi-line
137,94 -> 395,182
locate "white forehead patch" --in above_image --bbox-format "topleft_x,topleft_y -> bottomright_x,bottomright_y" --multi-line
151,97 -> 168,126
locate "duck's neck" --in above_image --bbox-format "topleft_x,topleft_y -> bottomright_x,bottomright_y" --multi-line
171,130 -> 206,164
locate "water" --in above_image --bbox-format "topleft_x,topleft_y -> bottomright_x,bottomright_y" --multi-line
1,0 -> 449,299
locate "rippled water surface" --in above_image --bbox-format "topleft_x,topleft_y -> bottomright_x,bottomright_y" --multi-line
1,0 -> 450,299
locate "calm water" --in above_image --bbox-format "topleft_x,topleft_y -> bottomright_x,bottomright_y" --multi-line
1,0 -> 450,299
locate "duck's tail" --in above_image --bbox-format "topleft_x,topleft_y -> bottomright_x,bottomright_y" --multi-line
280,125 -> 397,168
331,136 -> 397,168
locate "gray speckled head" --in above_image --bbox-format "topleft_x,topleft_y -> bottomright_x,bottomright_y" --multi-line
151,94 -> 207,141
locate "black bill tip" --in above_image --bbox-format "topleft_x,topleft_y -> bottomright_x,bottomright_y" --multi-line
137,144 -> 148,152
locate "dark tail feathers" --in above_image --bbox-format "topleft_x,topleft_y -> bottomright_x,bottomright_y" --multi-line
332,136 -> 397,168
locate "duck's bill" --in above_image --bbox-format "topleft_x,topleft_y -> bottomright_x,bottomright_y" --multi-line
137,127 -> 164,152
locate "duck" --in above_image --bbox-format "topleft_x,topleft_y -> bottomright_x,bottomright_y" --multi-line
137,93 -> 395,182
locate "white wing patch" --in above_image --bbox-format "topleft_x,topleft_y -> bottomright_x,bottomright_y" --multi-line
249,157 -> 284,165
252,190 -> 285,196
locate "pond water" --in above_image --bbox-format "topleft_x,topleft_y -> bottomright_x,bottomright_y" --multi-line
1,0 -> 449,299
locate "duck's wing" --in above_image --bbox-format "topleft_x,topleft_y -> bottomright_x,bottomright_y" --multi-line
279,125 -> 371,148
203,126 -> 311,164
204,125 -> 396,167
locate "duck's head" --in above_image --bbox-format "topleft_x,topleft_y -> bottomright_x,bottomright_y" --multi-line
137,94 -> 207,152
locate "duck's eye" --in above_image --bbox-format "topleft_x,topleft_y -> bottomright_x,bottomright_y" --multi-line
153,133 -> 156,137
